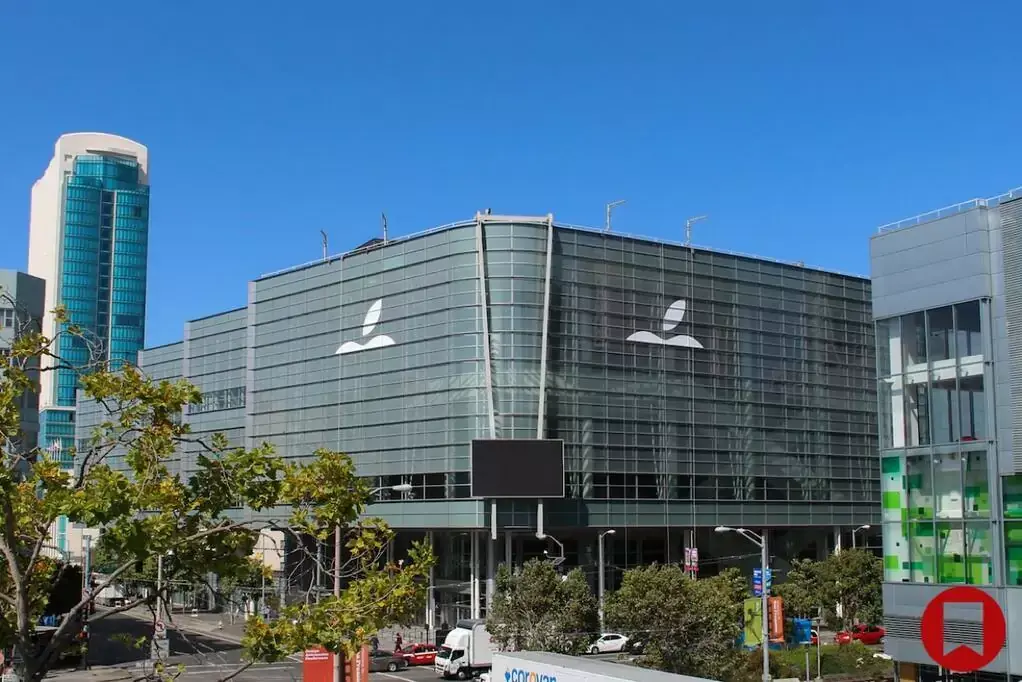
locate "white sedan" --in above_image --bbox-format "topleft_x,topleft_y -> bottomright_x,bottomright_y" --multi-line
589,633 -> 629,654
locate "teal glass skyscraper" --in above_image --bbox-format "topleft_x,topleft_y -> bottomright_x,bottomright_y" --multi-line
28,133 -> 150,482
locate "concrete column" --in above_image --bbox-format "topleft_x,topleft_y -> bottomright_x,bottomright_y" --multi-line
426,531 -> 435,632
504,531 -> 513,569
470,532 -> 480,619
485,534 -> 496,613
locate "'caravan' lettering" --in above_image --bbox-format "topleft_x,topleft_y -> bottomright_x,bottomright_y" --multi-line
506,669 -> 557,682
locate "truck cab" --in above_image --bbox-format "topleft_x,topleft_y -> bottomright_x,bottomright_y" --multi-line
434,619 -> 491,679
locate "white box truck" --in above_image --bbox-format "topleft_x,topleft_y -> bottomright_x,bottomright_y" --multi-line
434,618 -> 492,679
491,651 -> 720,682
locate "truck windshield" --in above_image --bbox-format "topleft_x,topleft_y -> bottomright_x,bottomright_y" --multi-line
436,646 -> 452,659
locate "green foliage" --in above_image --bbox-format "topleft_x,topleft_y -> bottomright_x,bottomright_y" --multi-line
774,549 -> 882,630
773,558 -> 824,618
0,307 -> 435,681
487,559 -> 599,655
605,564 -> 747,681
732,642 -> 892,682
817,549 -> 883,630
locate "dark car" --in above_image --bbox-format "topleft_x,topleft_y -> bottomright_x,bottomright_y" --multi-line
369,649 -> 408,673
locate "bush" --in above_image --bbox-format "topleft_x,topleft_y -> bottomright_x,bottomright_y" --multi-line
728,643 -> 892,682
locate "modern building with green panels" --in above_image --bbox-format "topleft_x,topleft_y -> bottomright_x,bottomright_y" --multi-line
870,188 -> 1022,679
79,213 -> 878,625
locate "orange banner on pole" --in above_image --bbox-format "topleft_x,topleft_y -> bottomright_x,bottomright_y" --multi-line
768,597 -> 784,643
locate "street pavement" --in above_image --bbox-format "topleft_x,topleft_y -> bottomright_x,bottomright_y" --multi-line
45,611 -> 447,682
42,611 -> 301,682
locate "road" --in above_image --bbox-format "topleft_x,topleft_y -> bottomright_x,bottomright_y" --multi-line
68,613 -> 453,682
63,615 -> 631,682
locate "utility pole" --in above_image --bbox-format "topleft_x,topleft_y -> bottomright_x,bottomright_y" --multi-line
605,200 -> 626,232
598,530 -> 615,632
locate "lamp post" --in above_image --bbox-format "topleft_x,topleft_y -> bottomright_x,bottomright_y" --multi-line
716,526 -> 770,682
851,525 -> 870,549
332,482 -> 412,682
597,530 -> 615,633
605,200 -> 626,232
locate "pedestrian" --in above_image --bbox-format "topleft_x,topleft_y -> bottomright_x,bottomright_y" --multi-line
371,635 -> 380,651
394,632 -> 403,652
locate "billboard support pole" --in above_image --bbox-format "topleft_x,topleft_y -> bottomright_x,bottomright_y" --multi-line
476,212 -> 500,544
535,214 -> 555,540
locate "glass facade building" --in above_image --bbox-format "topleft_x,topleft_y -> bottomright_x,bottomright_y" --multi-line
28,133 -> 150,557
0,270 -> 46,455
80,214 -> 878,624
871,190 -> 1022,678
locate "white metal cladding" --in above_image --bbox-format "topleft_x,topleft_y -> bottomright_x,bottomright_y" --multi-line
998,198 -> 1022,471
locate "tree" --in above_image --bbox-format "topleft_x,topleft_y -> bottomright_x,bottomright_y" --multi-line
487,559 -> 599,655
773,558 -> 824,619
604,564 -> 746,681
0,306 -> 435,681
817,549 -> 883,630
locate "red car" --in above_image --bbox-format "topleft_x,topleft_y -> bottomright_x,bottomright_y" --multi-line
835,624 -> 885,646
402,643 -> 438,666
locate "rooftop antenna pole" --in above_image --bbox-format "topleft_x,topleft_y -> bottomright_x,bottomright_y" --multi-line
320,230 -> 328,260
605,200 -> 626,232
382,213 -> 389,244
684,215 -> 708,250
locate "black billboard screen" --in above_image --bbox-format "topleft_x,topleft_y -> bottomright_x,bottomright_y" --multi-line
471,439 -> 565,499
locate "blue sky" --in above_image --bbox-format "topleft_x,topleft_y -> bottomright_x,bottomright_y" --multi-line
2,1 -> 1020,347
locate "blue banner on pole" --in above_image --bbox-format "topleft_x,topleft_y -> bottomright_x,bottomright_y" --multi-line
752,568 -> 773,597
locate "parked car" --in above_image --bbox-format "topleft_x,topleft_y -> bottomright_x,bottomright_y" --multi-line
589,633 -> 629,654
368,649 -> 408,673
835,624 -> 885,646
402,643 -> 438,666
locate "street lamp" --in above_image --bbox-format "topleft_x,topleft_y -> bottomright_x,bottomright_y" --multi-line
332,483 -> 412,682
605,200 -> 626,232
716,526 -> 770,682
851,525 -> 870,549
597,529 -> 616,633
537,532 -> 566,566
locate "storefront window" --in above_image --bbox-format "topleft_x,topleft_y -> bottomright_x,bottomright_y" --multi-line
906,454 -> 933,519
910,521 -> 936,583
929,371 -> 959,444
878,379 -> 895,449
962,451 -> 989,517
936,521 -> 966,584
881,456 -> 910,582
1004,521 -> 1022,587
955,300 -> 983,360
959,374 -> 986,440
927,306 -> 955,364
883,521 -> 910,583
964,521 -> 993,585
933,452 -> 963,519
905,383 -> 930,447
875,317 -> 899,378
902,311 -> 927,369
